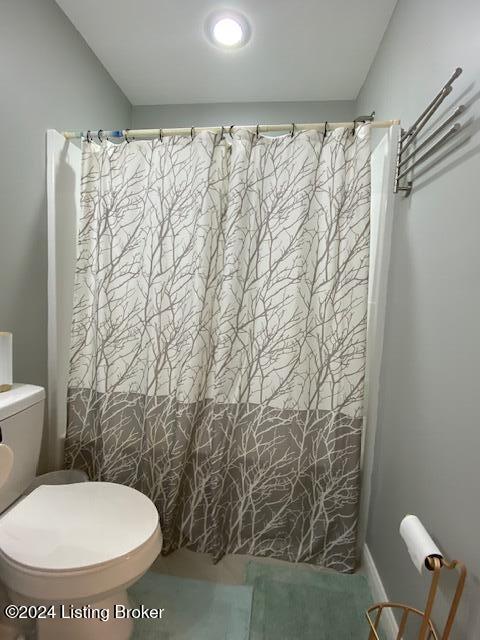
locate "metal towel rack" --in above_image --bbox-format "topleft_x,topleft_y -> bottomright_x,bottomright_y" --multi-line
394,68 -> 465,196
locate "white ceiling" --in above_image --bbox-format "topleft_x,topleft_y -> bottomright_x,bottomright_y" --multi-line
55,0 -> 397,106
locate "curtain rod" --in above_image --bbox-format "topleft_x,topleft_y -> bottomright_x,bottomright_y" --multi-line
63,119 -> 400,141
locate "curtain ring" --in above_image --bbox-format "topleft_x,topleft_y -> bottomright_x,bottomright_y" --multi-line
86,130 -> 92,143
256,123 -> 260,138
220,125 -> 225,141
191,126 -> 195,139
159,128 -> 163,142
291,122 -> 295,138
323,121 -> 328,138
97,129 -> 104,143
229,124 -> 234,136
124,129 -> 132,143
352,117 -> 362,136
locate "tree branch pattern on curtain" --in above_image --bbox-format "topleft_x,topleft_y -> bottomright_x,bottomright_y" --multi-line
66,127 -> 371,572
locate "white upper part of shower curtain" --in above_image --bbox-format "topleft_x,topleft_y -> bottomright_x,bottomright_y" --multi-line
69,128 -> 370,415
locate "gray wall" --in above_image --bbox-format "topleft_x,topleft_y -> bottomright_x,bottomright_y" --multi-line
0,0 -> 130,399
132,101 -> 355,129
356,0 -> 480,636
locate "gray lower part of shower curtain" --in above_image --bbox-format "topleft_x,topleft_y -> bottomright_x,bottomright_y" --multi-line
65,127 -> 371,572
66,390 -> 362,569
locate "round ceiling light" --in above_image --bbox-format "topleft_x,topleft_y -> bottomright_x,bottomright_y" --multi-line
214,18 -> 243,46
206,11 -> 251,49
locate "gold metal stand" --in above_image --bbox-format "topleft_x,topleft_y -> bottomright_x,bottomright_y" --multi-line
366,556 -> 467,640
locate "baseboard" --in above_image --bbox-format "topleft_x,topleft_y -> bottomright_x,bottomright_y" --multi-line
363,544 -> 399,640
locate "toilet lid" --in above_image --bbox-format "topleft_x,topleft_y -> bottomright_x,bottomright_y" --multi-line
0,482 -> 159,571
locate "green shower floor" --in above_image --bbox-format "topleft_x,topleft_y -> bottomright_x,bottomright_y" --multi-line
128,562 -> 372,639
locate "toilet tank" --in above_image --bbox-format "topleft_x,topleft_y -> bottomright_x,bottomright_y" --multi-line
0,384 -> 45,513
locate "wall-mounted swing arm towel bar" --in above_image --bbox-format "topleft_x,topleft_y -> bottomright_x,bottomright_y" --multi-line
394,67 -> 465,196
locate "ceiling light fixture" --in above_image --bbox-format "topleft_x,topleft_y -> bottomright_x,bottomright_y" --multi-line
206,11 -> 251,49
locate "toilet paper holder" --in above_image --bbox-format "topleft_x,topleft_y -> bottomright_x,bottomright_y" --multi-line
366,555 -> 467,640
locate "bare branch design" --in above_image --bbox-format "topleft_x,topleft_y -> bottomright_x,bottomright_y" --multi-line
66,127 -> 371,572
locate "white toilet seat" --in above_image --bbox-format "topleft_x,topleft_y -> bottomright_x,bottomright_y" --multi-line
0,482 -> 159,571
0,482 -> 162,601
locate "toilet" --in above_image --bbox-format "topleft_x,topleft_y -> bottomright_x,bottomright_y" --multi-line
0,384 -> 162,640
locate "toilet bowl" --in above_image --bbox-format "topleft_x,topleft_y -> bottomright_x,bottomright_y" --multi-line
0,481 -> 162,640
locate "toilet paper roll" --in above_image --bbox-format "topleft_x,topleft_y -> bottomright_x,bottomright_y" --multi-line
400,515 -> 443,574
0,332 -> 13,392
0,443 -> 14,490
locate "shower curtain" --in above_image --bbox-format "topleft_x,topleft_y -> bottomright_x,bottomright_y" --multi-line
65,126 -> 371,572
